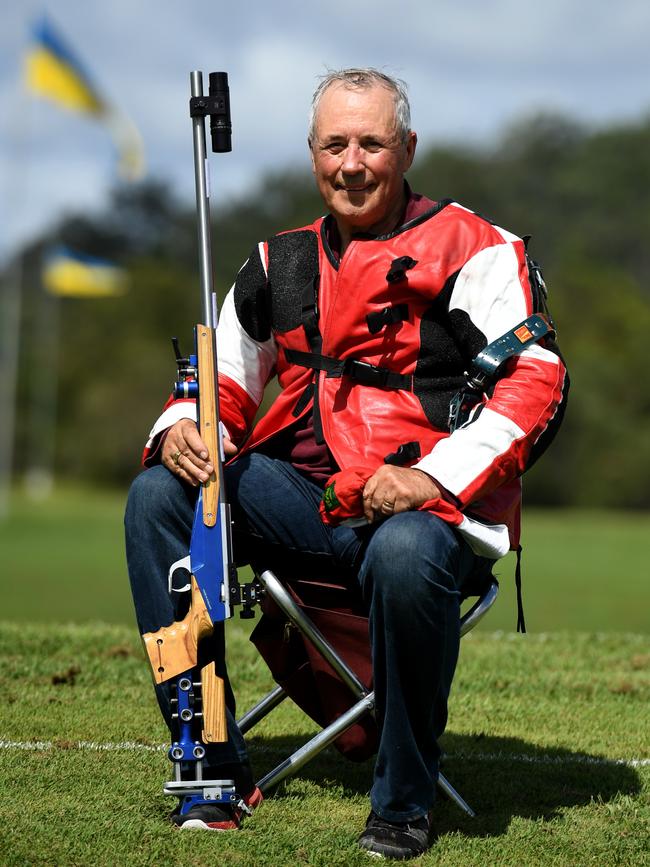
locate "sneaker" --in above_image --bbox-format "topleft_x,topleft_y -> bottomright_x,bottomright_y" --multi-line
357,810 -> 431,860
171,786 -> 263,831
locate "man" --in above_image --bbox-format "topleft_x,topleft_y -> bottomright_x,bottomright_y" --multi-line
126,68 -> 567,859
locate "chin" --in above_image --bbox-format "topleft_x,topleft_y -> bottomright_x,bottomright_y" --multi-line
334,196 -> 378,223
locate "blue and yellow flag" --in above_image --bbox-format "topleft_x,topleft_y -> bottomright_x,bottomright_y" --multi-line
25,17 -> 105,115
43,247 -> 129,298
25,16 -> 145,180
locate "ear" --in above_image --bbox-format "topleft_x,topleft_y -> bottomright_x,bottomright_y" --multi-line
308,138 -> 316,174
404,131 -> 417,171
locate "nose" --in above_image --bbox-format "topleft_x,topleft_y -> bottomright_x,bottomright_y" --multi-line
340,143 -> 364,175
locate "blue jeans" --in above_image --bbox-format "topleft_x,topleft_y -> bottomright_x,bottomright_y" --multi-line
125,454 -> 493,821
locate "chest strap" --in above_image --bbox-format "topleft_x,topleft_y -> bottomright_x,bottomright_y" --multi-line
284,348 -> 412,391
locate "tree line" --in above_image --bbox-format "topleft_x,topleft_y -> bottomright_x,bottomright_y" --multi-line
6,110 -> 650,508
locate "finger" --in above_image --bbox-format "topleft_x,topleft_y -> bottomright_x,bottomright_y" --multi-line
179,450 -> 214,484
373,485 -> 402,520
178,446 -> 214,479
223,436 -> 238,457
181,421 -> 212,463
163,439 -> 184,470
362,486 -> 376,522
165,450 -> 201,487
171,424 -> 214,477
164,441 -> 209,484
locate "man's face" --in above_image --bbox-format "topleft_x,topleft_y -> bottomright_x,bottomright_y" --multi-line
310,83 -> 417,239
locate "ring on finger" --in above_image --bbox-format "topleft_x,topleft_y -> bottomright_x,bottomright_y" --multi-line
172,449 -> 182,467
381,499 -> 395,513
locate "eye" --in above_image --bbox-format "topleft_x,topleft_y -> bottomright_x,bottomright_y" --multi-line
324,142 -> 345,155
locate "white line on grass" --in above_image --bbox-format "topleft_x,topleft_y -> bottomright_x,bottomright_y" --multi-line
1,740 -> 648,767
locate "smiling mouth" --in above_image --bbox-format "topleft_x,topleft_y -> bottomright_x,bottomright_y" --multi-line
337,184 -> 372,192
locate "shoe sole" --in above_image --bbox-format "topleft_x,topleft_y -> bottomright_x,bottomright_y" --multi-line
178,818 -> 240,831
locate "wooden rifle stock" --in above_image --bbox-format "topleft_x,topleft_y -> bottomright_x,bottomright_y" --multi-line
142,575 -> 211,683
196,323 -> 219,527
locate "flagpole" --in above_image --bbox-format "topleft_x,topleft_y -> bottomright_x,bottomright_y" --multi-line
0,75 -> 33,518
0,254 -> 23,519
24,279 -> 60,498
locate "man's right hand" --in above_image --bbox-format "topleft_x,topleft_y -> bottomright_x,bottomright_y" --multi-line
162,419 -> 238,486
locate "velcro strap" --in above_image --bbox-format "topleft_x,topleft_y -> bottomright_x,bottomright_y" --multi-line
384,441 -> 421,466
284,348 -> 411,391
515,545 -> 526,634
292,382 -> 315,417
300,274 -> 321,352
386,256 -> 418,283
366,303 -> 409,335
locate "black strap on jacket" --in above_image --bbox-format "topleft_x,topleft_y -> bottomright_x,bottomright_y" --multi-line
284,348 -> 412,391
386,256 -> 418,283
291,272 -> 327,439
366,303 -> 409,335
384,441 -> 421,466
515,545 -> 526,633
300,274 -> 322,353
291,381 -> 315,418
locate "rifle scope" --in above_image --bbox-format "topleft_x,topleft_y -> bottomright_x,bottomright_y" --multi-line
189,71 -> 232,153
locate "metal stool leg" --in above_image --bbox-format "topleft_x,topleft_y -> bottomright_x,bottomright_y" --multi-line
256,693 -> 376,794
241,570 -> 498,815
237,684 -> 287,735
437,771 -> 476,818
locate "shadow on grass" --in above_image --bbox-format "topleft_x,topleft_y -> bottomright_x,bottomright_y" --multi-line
247,731 -> 641,835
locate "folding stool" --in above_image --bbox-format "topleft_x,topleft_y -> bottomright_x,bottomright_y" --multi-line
238,568 -> 499,818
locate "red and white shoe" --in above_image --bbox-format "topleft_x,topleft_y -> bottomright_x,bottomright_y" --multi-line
171,786 -> 264,831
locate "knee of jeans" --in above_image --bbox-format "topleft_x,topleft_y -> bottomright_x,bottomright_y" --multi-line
362,513 -> 460,602
125,465 -> 184,527
224,452 -> 276,511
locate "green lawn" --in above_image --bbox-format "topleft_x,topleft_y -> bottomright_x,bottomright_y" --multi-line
0,621 -> 647,866
1,489 -> 648,864
0,486 -> 648,633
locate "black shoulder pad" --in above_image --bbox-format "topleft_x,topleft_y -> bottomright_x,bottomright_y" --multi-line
267,230 -> 320,333
234,244 -> 271,341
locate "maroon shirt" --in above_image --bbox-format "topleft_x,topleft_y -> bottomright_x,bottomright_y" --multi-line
286,188 -> 437,486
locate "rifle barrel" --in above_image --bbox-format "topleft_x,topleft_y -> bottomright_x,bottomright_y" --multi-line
190,70 -> 215,328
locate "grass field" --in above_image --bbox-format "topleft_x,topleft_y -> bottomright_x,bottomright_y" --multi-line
0,488 -> 648,865
0,621 -> 648,866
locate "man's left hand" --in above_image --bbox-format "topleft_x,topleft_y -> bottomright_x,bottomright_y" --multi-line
362,466 -> 441,523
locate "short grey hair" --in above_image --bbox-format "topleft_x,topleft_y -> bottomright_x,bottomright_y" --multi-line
308,68 -> 412,146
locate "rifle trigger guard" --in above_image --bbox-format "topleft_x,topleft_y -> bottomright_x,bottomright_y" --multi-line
168,556 -> 192,594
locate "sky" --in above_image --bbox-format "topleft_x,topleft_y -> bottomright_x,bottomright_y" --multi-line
1,0 -> 649,263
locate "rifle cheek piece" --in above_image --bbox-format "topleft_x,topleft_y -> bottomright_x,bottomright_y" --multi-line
141,576 -> 212,683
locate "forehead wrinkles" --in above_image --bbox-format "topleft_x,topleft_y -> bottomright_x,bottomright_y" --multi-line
314,84 -> 399,144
